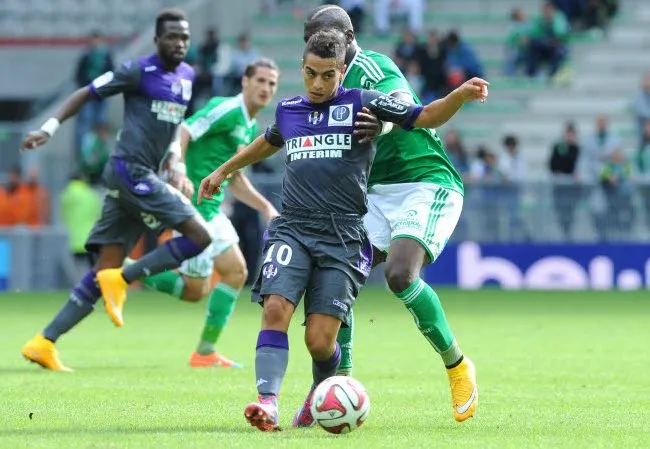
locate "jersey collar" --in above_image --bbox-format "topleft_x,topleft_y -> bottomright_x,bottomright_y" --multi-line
237,93 -> 253,126
342,47 -> 361,86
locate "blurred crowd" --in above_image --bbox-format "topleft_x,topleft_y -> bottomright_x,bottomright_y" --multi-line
445,71 -> 650,242
1,0 -> 645,247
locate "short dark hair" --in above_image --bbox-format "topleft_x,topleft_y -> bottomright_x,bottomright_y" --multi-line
155,8 -> 188,37
303,30 -> 346,67
244,58 -> 280,78
503,134 -> 518,147
304,4 -> 353,41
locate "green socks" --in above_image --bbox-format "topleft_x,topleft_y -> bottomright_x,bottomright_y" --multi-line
336,308 -> 354,375
197,283 -> 239,355
396,278 -> 463,367
140,270 -> 185,298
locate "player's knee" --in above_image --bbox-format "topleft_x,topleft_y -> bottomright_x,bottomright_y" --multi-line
262,295 -> 293,330
182,219 -> 212,250
384,262 -> 418,294
305,332 -> 336,360
180,279 -> 209,302
221,263 -> 248,290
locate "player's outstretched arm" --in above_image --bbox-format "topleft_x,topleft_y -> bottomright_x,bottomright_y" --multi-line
229,171 -> 279,223
20,87 -> 94,151
197,135 -> 281,203
413,78 -> 489,129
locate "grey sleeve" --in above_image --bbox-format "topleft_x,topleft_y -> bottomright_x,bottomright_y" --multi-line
361,89 -> 423,131
89,59 -> 140,99
264,123 -> 285,147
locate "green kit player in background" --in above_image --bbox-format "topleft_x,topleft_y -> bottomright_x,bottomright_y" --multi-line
140,59 -> 280,368
297,5 -> 478,423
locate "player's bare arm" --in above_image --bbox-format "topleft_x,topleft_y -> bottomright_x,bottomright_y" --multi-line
414,78 -> 489,129
229,171 -> 279,223
20,87 -> 94,151
165,125 -> 194,198
198,135 -> 280,202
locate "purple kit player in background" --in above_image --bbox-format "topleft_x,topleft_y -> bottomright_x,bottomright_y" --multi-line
198,30 -> 488,431
20,9 -> 212,372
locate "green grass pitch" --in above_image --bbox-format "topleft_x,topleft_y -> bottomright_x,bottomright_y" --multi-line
1,287 -> 649,448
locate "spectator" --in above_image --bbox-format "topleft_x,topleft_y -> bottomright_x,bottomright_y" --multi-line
194,27 -> 221,100
339,0 -> 366,35
596,149 -> 634,240
226,33 -> 260,95
60,173 -> 102,280
470,147 -> 505,241
394,28 -> 422,73
526,2 -> 570,78
418,30 -> 447,102
374,0 -> 424,35
581,114 -> 621,181
444,30 -> 484,88
499,135 -> 529,241
0,183 -> 8,227
633,72 -> 650,149
504,7 -> 531,77
581,0 -> 619,32
635,120 -> 650,230
80,122 -> 111,187
24,167 -> 50,227
443,129 -> 469,176
549,121 -> 581,239
74,31 -> 114,152
552,0 -> 585,26
4,166 -> 30,226
404,60 -> 424,97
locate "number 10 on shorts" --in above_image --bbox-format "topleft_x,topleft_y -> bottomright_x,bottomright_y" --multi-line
263,244 -> 293,266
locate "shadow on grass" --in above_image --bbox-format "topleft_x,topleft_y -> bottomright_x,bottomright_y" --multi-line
0,424 -> 243,436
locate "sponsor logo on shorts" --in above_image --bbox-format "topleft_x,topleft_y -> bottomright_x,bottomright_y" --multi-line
394,214 -> 422,231
332,299 -> 349,312
263,263 -> 278,279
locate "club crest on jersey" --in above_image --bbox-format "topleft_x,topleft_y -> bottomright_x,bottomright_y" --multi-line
285,133 -> 351,161
263,263 -> 278,279
308,111 -> 324,125
328,104 -> 353,126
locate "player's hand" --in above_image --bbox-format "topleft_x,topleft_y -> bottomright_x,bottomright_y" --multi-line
20,130 -> 50,152
354,107 -> 381,143
262,205 -> 279,224
177,174 -> 194,199
197,169 -> 227,204
458,77 -> 490,103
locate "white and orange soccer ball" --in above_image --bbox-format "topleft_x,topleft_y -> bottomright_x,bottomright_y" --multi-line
310,375 -> 370,434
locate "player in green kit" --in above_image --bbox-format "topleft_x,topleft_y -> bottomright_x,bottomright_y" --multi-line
140,59 -> 280,368
293,5 -> 478,423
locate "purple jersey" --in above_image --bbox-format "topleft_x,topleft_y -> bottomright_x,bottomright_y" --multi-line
89,53 -> 195,170
265,87 -> 422,216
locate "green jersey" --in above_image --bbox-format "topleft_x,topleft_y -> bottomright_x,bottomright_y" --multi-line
183,93 -> 258,220
342,49 -> 463,194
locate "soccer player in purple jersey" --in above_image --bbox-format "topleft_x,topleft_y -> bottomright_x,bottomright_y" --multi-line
20,9 -> 213,371
198,30 -> 487,431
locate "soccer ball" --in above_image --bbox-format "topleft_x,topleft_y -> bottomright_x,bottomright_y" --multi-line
310,375 -> 370,434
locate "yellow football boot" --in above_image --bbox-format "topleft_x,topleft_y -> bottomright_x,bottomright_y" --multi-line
21,334 -> 72,372
96,268 -> 129,327
447,356 -> 478,422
